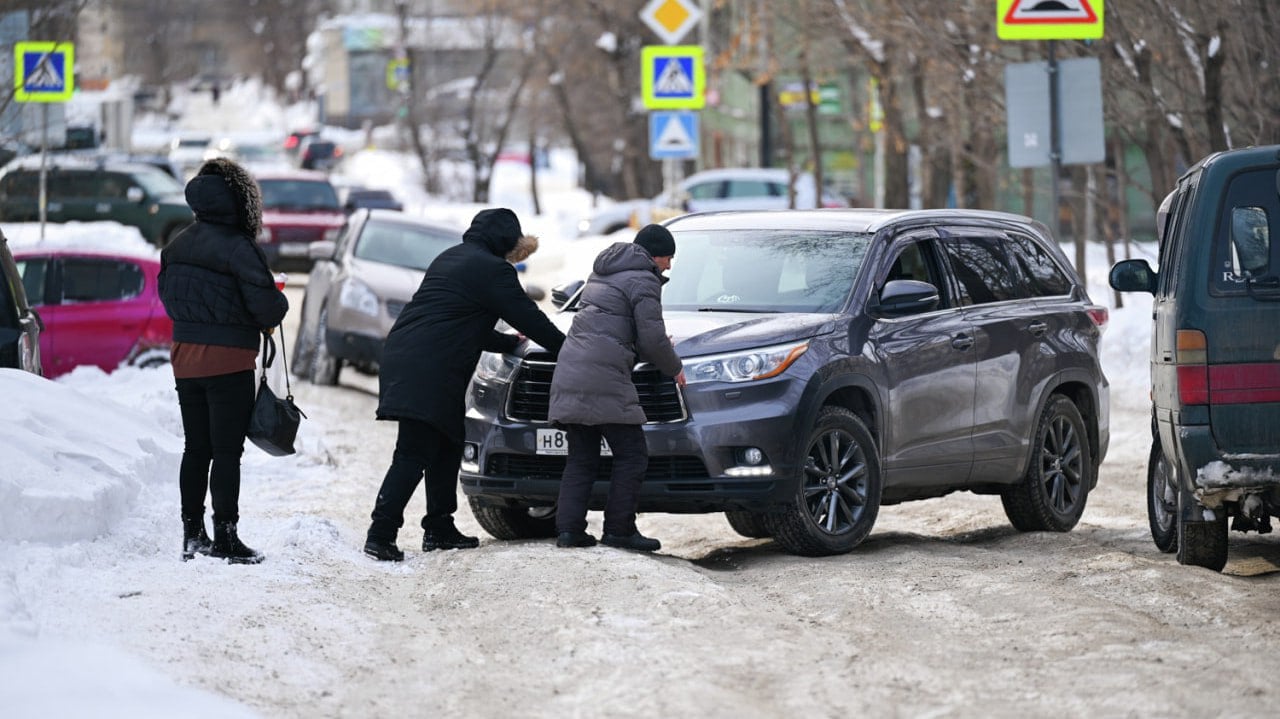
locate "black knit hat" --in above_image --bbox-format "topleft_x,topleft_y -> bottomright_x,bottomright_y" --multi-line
634,224 -> 676,258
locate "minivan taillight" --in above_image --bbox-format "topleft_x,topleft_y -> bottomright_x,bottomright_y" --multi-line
1175,329 -> 1208,406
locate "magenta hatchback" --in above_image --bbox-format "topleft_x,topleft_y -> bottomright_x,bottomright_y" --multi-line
12,247 -> 173,379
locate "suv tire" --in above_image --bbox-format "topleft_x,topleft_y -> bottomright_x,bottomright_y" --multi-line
1147,441 -> 1178,553
766,406 -> 882,557
310,306 -> 341,386
1001,394 -> 1092,532
725,510 -> 772,538
467,497 -> 557,540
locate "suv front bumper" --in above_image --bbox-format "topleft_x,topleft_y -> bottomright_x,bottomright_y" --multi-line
460,374 -> 807,513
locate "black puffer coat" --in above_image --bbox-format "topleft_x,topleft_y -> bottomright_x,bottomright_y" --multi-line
376,208 -> 565,441
548,242 -> 682,426
158,158 -> 287,349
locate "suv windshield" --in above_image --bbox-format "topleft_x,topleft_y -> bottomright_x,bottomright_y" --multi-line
353,220 -> 455,271
662,229 -> 871,313
259,179 -> 340,211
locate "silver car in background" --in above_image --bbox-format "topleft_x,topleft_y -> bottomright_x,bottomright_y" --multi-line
292,209 -> 461,385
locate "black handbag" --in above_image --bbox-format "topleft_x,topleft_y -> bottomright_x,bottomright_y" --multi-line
247,329 -> 306,457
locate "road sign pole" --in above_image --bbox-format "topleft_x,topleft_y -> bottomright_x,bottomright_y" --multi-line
39,103 -> 48,241
1048,40 -> 1062,242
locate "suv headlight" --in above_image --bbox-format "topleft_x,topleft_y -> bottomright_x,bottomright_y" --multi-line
475,351 -> 520,383
683,341 -> 809,384
339,279 -> 379,317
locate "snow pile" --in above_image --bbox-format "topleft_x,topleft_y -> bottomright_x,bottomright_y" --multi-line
0,368 -> 179,543
5,221 -> 158,259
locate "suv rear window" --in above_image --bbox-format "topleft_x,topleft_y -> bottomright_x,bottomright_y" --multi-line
259,179 -> 341,211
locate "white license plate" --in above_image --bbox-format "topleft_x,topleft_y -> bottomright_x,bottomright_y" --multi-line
277,242 -> 309,256
535,428 -> 612,456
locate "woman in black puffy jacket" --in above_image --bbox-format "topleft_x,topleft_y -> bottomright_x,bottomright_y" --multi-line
158,158 -> 288,564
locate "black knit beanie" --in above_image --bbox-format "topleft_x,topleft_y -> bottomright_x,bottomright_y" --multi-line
634,224 -> 676,258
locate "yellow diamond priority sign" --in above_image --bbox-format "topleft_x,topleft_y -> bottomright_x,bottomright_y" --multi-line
640,0 -> 703,45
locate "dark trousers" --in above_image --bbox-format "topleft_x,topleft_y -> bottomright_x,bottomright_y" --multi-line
175,370 -> 256,525
368,419 -> 463,542
555,423 -> 648,537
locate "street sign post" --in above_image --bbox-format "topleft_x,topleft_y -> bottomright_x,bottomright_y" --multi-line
641,45 -> 705,110
997,0 -> 1104,41
649,111 -> 699,160
14,41 -> 75,242
639,0 -> 702,45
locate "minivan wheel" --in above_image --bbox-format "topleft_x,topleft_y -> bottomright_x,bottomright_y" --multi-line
1001,395 -> 1092,532
467,497 -> 558,540
1147,441 -> 1178,553
310,306 -> 341,386
1176,496 -> 1229,572
767,406 -> 882,557
725,510 -> 772,538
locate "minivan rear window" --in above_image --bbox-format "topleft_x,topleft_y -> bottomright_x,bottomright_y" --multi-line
1212,168 -> 1280,295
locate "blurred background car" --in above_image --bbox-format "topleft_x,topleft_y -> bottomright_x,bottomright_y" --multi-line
577,167 -> 847,237
255,170 -> 346,273
296,136 -> 342,171
0,230 -> 42,376
282,128 -> 319,159
338,186 -> 403,214
0,155 -> 194,246
291,209 -> 461,385
202,136 -> 291,174
167,133 -> 213,179
11,245 -> 172,379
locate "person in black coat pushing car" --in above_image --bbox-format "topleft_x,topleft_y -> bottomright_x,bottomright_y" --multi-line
159,158 -> 289,564
364,208 -> 566,561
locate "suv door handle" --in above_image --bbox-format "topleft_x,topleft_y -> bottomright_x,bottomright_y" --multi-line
951,333 -> 974,350
1027,321 -> 1048,336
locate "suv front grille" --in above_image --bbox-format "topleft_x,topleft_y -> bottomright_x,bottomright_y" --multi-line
486,454 -> 707,481
507,360 -> 685,422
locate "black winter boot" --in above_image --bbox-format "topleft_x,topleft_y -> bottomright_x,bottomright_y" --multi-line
421,521 -> 480,551
182,517 -> 213,561
211,521 -> 265,564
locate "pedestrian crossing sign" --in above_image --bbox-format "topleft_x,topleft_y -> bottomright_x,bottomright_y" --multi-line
641,45 -> 704,110
15,41 -> 75,102
649,111 -> 699,160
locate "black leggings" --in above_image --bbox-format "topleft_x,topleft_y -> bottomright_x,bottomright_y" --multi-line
176,370 -> 255,524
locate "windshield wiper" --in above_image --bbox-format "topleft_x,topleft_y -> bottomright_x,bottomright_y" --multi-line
695,307 -> 777,313
1245,275 -> 1280,302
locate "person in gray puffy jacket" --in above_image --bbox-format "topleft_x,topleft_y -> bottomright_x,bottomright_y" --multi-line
548,224 -> 686,552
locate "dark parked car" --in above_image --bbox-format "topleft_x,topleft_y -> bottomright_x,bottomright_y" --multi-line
0,230 -> 42,375
338,186 -> 404,214
292,209 -> 460,385
1111,144 -> 1280,572
297,137 -> 342,171
462,209 -> 1111,556
0,155 -> 194,246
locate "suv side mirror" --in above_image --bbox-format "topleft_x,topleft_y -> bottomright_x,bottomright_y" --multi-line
126,186 -> 145,203
875,279 -> 939,317
1109,259 -> 1157,294
551,279 -> 585,309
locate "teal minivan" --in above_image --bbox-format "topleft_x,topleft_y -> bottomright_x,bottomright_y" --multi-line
0,155 -> 193,246
1111,144 -> 1280,571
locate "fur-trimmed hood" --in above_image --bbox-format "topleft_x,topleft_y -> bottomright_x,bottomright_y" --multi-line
183,158 -> 263,238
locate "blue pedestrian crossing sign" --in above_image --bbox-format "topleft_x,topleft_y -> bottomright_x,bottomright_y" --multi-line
15,41 -> 75,102
641,45 -> 704,110
649,111 -> 699,160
